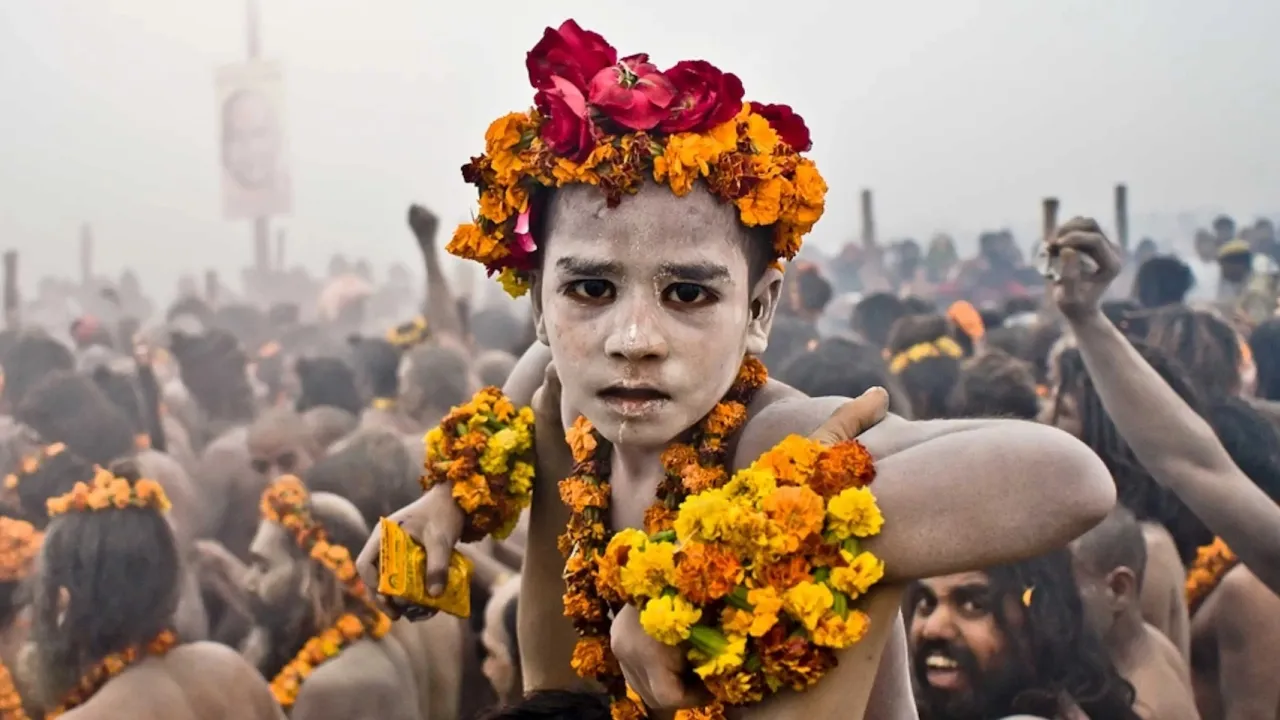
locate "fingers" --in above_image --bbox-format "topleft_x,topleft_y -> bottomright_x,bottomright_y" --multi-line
532,362 -> 561,423
356,524 -> 404,621
422,529 -> 453,597
809,387 -> 890,447
1051,216 -> 1121,277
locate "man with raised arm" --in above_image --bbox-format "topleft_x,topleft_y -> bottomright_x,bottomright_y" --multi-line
358,20 -> 1115,719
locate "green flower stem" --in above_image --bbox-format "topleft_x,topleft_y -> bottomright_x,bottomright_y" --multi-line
687,625 -> 729,656
650,530 -> 677,543
726,586 -> 752,611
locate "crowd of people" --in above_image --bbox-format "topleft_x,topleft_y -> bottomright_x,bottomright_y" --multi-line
3,18 -> 1280,720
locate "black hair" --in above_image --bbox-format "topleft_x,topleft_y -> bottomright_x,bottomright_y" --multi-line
294,356 -> 362,416
901,295 -> 936,316
1,332 -> 74,410
303,429 -> 420,531
34,460 -> 180,691
795,266 -> 834,314
1145,306 -> 1242,397
948,350 -> 1040,420
477,691 -> 611,720
886,314 -> 960,420
402,343 -> 472,416
15,371 -> 135,467
168,329 -> 256,425
853,293 -> 907,349
1055,343 -> 1212,563
347,336 -> 401,401
778,337 -> 912,417
1206,396 -> 1280,505
1134,255 -> 1194,308
164,295 -> 214,326
1249,318 -> 1280,402
908,550 -> 1140,720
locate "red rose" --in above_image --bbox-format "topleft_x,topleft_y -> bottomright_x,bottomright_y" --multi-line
526,20 -> 618,92
749,102 -> 812,152
658,60 -> 744,133
536,76 -> 595,161
588,54 -> 677,132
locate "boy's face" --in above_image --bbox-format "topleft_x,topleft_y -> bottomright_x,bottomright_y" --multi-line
533,182 -> 780,450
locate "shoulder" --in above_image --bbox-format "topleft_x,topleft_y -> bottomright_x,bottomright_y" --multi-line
293,640 -> 412,718
1215,565 -> 1280,643
733,381 -> 848,468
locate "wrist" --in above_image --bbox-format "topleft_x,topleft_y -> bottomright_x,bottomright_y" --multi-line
1064,308 -> 1110,334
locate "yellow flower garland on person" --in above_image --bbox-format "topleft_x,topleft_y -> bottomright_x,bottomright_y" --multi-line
888,337 -> 964,375
371,396 -> 397,412
45,466 -> 170,517
387,316 -> 431,349
1185,537 -> 1239,615
45,630 -> 178,718
447,20 -> 827,298
3,442 -> 67,493
0,517 -> 41,720
421,387 -> 536,542
259,476 -> 393,707
559,357 -> 771,720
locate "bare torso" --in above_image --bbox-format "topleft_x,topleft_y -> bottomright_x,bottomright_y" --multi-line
60,642 -> 283,720
1122,625 -> 1197,720
289,637 -> 419,720
1190,565 -> 1280,720
1139,523 -> 1190,661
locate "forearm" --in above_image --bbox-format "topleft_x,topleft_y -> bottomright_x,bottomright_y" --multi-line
1071,311 -> 1280,592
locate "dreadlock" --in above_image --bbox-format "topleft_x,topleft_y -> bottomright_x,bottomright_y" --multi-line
984,550 -> 1140,720
1249,318 -> 1280,402
1145,306 -> 1242,397
1055,343 -> 1213,563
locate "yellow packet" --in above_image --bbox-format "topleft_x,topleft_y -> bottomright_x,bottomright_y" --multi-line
377,517 -> 473,618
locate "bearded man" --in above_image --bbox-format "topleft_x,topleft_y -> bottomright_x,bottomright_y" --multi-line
907,551 -> 1140,719
30,463 -> 280,719
359,19 -> 1116,720
245,476 -> 418,720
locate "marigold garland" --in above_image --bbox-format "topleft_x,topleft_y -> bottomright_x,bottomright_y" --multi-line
45,466 -> 171,518
260,476 -> 393,707
3,442 -> 67,494
888,337 -> 964,375
46,629 -> 177,718
448,20 -> 827,298
0,657 -> 26,720
0,518 -> 42,584
387,316 -> 430,350
1185,537 -> 1239,615
560,357 -> 772,720
421,387 -> 536,542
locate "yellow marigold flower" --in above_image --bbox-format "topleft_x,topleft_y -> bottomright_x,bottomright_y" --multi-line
673,489 -> 735,544
721,607 -> 753,637
479,428 -> 519,475
639,595 -> 702,646
743,113 -> 780,155
496,268 -> 528,298
723,468 -> 777,502
812,610 -> 870,649
619,540 -> 676,600
424,426 -> 444,461
452,473 -> 493,513
790,158 -> 826,226
484,112 -> 527,155
761,485 -> 825,553
782,580 -> 834,632
745,587 -> 783,637
752,434 -> 822,486
653,133 -> 723,197
509,461 -> 535,497
690,632 -> 747,679
829,551 -> 885,599
736,176 -> 785,227
447,223 -> 507,265
825,487 -> 884,540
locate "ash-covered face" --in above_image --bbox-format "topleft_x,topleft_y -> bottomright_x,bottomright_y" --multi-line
533,183 -> 782,450
244,521 -> 303,618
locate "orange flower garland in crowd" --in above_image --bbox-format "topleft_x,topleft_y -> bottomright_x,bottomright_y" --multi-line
1185,537 -> 1239,614
422,387 -> 536,542
45,629 -> 178,718
447,19 -> 827,297
45,466 -> 170,518
0,517 -> 41,720
3,442 -> 67,498
260,476 -> 393,707
560,357 -> 767,719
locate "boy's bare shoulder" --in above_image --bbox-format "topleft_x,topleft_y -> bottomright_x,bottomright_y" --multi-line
734,380 -> 851,468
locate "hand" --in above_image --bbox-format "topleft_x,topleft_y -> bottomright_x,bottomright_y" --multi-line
612,604 -> 710,710
355,482 -> 464,621
407,204 -> 440,248
1047,217 -> 1122,323
809,387 -> 890,447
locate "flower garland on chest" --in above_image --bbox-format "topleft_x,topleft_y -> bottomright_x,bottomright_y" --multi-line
1185,537 -> 1239,615
559,356 -> 768,718
0,658 -> 27,720
0,517 -> 42,720
46,629 -> 178,718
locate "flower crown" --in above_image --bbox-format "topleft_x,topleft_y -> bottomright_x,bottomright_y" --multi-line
4,442 -> 66,492
386,316 -> 430,350
0,517 -> 42,583
260,476 -> 373,601
447,19 -> 827,298
45,467 -> 171,517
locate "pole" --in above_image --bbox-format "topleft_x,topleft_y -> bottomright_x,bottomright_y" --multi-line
3,252 -> 19,330
275,227 -> 286,272
860,189 -> 876,249
1114,183 -> 1129,253
79,223 -> 93,287
247,0 -> 270,279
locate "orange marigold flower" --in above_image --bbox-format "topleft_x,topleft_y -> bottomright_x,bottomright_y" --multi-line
559,479 -> 611,514
661,443 -> 699,473
675,702 -> 727,720
754,435 -> 822,486
704,671 -> 765,705
565,417 -> 598,464
673,543 -> 743,605
611,696 -> 647,720
704,401 -> 747,437
642,504 -> 678,534
451,473 -> 493,513
761,486 -> 825,551
570,635 -> 613,679
758,625 -> 837,692
681,465 -> 725,494
755,554 -> 812,591
808,440 -> 876,499
736,176 -> 786,227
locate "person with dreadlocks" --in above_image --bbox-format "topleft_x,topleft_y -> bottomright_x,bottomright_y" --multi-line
30,462 -> 280,719
1249,317 -> 1280,404
907,549 -> 1141,720
0,517 -> 44,718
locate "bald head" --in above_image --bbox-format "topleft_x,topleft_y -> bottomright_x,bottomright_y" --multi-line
309,491 -> 369,556
475,350 -> 518,389
1071,506 -> 1147,592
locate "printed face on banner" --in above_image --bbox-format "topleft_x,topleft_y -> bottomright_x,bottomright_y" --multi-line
217,61 -> 292,219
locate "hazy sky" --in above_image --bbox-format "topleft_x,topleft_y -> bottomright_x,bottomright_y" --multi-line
2,0 -> 1278,298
